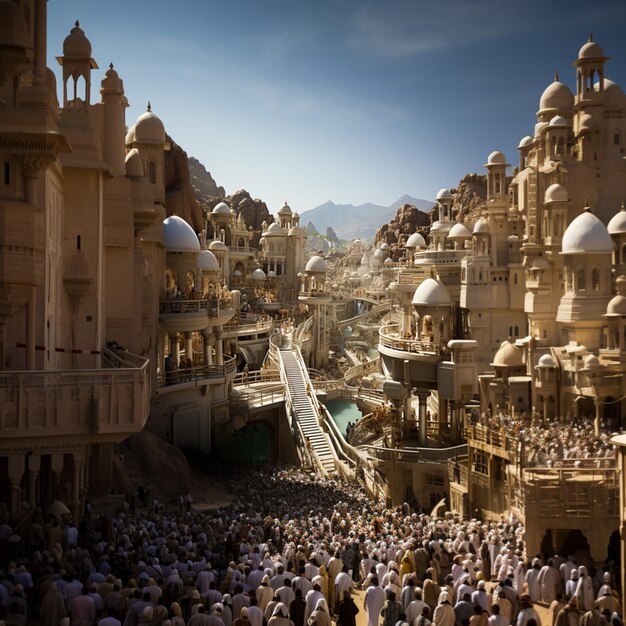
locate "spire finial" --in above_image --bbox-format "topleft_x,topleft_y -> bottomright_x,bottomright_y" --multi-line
554,69 -> 559,82
147,101 -> 151,112
588,32 -> 593,42
109,62 -> 114,70
75,20 -> 80,28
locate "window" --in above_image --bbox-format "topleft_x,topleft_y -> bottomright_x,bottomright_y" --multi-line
76,235 -> 81,251
3,161 -> 9,185
614,131 -> 621,146
148,161 -> 157,184
592,267 -> 600,291
576,267 -> 586,291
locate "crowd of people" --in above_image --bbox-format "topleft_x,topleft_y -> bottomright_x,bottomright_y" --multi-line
0,463 -> 620,626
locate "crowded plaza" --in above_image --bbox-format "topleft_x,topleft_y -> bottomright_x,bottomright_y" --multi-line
0,463 -> 620,626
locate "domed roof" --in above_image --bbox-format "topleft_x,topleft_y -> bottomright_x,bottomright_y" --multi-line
607,294 -> 626,316
544,183 -> 568,204
485,151 -> 507,166
539,80 -> 574,112
549,115 -> 568,127
562,209 -> 613,255
101,63 -> 123,93
197,250 -> 219,271
251,268 -> 266,281
595,79 -> 626,107
492,340 -> 523,367
306,255 -> 328,272
534,121 -> 549,137
162,216 -> 200,253
411,278 -> 452,307
265,222 -> 283,234
134,104 -> 166,144
583,353 -> 600,369
448,222 -> 472,240
518,135 -> 534,149
578,38 -> 604,59
278,202 -> 292,215
233,269 -> 242,277
531,257 -> 550,271
436,188 -> 453,201
383,257 -> 393,266
608,204 -> 626,235
212,202 -> 231,215
578,112 -> 596,134
380,242 -> 390,250
125,124 -> 136,145
63,20 -> 92,58
373,249 -> 384,258
267,270 -> 276,278
406,232 -> 426,248
208,239 -> 227,252
537,353 -> 557,368
0,0 -> 31,49
125,148 -> 143,178
473,219 -> 489,234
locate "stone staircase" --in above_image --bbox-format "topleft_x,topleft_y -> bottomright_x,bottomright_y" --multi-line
279,348 -> 336,474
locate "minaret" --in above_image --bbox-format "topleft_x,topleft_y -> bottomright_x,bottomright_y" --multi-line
100,64 -> 128,174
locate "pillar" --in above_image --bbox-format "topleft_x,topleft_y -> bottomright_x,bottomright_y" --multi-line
215,327 -> 223,365
8,454 -> 24,521
202,329 -> 211,366
169,335 -> 180,366
27,454 -> 41,508
417,391 -> 427,446
184,331 -> 193,364
594,398 -> 601,437
34,0 -> 47,82
71,451 -> 84,520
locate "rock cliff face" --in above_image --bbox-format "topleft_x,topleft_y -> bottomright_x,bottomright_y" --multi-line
375,203 -> 431,260
453,173 -> 488,221
164,136 -> 206,232
206,190 -> 274,248
188,156 -> 225,204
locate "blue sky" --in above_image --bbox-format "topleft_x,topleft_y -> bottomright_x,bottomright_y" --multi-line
47,1 -> 626,214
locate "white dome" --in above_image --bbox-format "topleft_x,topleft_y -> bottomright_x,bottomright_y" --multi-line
544,183 -> 568,204
412,278 -> 452,307
530,257 -> 550,270
561,209 -> 613,255
306,255 -> 328,272
486,150 -> 507,166
380,242 -> 390,250
125,124 -> 136,145
549,115 -> 568,127
579,39 -> 604,59
383,257 -> 393,266
608,205 -> 626,235
373,249 -> 384,258
197,250 -> 219,271
134,106 -> 166,144
578,112 -> 596,134
406,232 -> 426,248
539,80 -> 574,112
436,188 -> 453,201
251,268 -> 266,281
265,222 -> 283,234
492,340 -> 523,367
233,269 -> 242,277
534,121 -> 549,137
518,135 -> 534,149
208,239 -> 227,252
267,270 -> 276,278
448,222 -> 472,240
125,148 -> 144,178
595,79 -> 626,107
537,353 -> 557,368
607,294 -> 626,316
583,353 -> 600,369
212,202 -> 231,215
473,219 -> 489,234
278,202 -> 292,215
163,215 -> 200,253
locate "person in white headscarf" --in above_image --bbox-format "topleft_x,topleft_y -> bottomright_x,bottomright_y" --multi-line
364,578 -> 385,626
575,567 -> 594,612
307,598 -> 331,626
268,602 -> 294,626
432,591 -> 455,626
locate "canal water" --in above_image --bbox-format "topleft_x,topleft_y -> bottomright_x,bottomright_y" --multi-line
326,399 -> 363,437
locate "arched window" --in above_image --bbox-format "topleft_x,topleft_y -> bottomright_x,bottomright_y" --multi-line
148,161 -> 157,184
614,131 -> 621,146
576,267 -> 586,292
556,137 -> 565,155
592,267 -> 600,291
494,173 -> 501,195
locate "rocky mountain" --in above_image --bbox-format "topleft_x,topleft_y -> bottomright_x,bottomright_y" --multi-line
304,222 -> 350,255
164,135 -> 206,232
450,173 -> 488,222
188,157 -> 225,206
206,190 -> 273,248
301,195 -> 433,240
375,204 -> 432,261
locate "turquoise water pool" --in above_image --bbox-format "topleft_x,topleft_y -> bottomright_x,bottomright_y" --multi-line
326,399 -> 363,436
